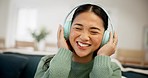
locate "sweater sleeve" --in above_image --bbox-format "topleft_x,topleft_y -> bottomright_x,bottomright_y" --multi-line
34,48 -> 72,78
49,48 -> 72,78
90,56 -> 121,78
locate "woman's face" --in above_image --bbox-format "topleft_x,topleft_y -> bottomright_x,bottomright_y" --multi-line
69,12 -> 105,57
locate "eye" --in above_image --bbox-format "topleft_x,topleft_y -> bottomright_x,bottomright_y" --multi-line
74,27 -> 82,31
73,23 -> 83,31
90,31 -> 99,35
89,27 -> 101,35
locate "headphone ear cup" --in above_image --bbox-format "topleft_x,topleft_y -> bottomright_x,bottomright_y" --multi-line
100,30 -> 110,47
64,21 -> 72,40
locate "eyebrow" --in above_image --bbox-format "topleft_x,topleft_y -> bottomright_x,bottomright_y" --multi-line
73,23 -> 83,26
90,27 -> 101,31
73,23 -> 101,31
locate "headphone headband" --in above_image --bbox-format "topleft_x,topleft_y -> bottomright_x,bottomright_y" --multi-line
63,5 -> 80,25
63,3 -> 114,32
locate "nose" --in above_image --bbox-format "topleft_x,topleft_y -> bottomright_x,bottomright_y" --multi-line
79,32 -> 90,41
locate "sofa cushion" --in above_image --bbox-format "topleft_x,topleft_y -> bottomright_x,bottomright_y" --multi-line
19,54 -> 43,78
0,54 -> 29,78
3,52 -> 44,78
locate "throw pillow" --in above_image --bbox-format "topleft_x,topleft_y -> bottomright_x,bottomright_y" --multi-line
0,54 -> 29,78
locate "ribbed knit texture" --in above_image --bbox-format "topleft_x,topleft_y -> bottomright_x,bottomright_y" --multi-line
90,56 -> 113,78
49,48 -> 72,78
34,48 -> 121,78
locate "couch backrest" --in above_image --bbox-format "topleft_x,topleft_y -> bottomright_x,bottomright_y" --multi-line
2,52 -> 44,78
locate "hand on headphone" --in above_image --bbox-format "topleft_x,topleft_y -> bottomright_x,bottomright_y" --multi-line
57,25 -> 69,50
97,32 -> 118,56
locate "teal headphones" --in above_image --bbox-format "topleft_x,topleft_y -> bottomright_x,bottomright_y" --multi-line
63,4 -> 114,47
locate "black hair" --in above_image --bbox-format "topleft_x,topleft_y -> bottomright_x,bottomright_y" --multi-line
71,4 -> 108,30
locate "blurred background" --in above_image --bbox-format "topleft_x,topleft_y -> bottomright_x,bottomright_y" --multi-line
0,0 -> 148,67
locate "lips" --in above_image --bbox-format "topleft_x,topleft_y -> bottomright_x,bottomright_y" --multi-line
76,41 -> 91,50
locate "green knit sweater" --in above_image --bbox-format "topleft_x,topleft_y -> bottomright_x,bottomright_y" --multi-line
34,48 -> 121,78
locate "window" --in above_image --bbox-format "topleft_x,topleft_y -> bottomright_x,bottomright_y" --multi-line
16,8 -> 38,41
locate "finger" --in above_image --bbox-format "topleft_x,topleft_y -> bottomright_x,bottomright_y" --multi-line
57,25 -> 61,48
60,25 -> 64,39
108,32 -> 113,43
57,25 -> 62,40
57,25 -> 62,48
113,32 -> 118,45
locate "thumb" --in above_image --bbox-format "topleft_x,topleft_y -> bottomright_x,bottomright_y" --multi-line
59,24 -> 64,38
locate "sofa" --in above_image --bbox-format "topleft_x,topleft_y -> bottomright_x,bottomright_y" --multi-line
122,65 -> 148,78
0,51 -> 52,78
0,51 -> 148,78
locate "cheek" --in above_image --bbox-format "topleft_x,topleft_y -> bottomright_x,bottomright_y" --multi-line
92,36 -> 103,47
69,30 -> 79,42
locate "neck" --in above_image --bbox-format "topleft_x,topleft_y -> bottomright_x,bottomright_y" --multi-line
72,53 -> 93,63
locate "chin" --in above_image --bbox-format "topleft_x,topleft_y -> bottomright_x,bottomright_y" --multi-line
76,54 -> 86,57
75,51 -> 92,58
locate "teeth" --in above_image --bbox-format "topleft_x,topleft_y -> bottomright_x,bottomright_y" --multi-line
78,42 -> 89,47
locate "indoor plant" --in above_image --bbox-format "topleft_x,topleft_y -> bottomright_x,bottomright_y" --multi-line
30,27 -> 49,51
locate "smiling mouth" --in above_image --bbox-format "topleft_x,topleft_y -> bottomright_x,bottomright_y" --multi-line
77,41 -> 91,47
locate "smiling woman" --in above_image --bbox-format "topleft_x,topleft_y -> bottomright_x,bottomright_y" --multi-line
34,4 -> 121,78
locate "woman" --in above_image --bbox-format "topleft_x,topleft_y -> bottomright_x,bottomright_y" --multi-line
34,4 -> 121,78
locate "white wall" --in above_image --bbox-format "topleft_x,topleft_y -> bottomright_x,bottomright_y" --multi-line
114,0 -> 148,50
0,0 -> 148,50
0,0 -> 9,38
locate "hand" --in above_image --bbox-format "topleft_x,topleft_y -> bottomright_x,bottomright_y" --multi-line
97,32 -> 118,56
57,25 -> 69,49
